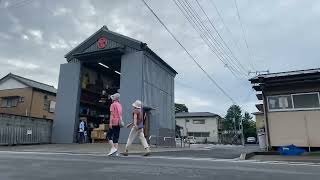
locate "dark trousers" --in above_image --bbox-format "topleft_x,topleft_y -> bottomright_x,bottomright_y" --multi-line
107,126 -> 120,143
79,132 -> 85,144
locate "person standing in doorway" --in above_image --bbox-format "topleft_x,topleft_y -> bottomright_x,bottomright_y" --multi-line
107,93 -> 122,156
78,119 -> 85,144
123,100 -> 151,156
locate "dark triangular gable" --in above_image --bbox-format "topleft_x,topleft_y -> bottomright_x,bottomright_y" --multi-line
65,26 -> 144,60
65,26 -> 177,75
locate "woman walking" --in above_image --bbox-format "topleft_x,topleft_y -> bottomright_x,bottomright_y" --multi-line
123,100 -> 150,156
107,93 -> 122,156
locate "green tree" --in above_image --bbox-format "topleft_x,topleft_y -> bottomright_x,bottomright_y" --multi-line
175,103 -> 189,114
242,112 -> 257,138
223,105 -> 242,132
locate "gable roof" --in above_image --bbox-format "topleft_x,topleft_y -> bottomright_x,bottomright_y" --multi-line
65,25 -> 177,74
175,112 -> 219,118
0,73 -> 57,94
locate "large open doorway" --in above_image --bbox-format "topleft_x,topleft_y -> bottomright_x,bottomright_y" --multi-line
77,51 -> 122,143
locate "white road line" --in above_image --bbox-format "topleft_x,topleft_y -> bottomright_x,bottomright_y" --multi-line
0,150 -> 320,167
138,155 -> 320,167
0,151 -> 107,157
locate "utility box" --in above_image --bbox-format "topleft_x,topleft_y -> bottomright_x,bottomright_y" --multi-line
52,26 -> 177,144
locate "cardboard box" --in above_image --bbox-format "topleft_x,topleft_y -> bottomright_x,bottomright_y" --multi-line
91,130 -> 107,139
98,124 -> 108,131
91,130 -> 98,139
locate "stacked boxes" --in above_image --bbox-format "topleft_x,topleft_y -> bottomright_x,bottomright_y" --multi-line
91,124 -> 108,141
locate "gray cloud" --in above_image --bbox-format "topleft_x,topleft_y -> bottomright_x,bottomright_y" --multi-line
0,0 -> 319,116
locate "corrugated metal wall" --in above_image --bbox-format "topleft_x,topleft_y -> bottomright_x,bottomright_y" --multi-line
119,51 -> 144,143
142,52 -> 175,146
0,113 -> 52,145
52,62 -> 81,143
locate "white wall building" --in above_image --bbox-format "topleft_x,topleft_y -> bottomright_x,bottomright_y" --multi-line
175,112 -> 221,143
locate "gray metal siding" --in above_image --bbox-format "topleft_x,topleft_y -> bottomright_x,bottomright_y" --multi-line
0,114 -> 52,145
142,53 -> 175,139
52,62 -> 81,143
119,51 -> 144,143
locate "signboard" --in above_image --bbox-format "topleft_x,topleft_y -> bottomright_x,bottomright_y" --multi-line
27,129 -> 32,135
97,37 -> 107,49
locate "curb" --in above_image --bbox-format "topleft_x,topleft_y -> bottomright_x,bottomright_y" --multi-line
240,151 -> 280,160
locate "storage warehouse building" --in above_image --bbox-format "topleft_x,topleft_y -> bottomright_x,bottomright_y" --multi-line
53,26 -> 177,144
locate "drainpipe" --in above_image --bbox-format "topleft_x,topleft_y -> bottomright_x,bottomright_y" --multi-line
262,89 -> 271,151
304,114 -> 311,152
29,88 -> 34,117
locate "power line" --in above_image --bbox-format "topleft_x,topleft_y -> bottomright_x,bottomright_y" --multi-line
208,0 -> 241,53
233,0 -> 256,71
176,0 -> 253,90
177,0 -> 247,78
195,0 -> 249,75
141,0 -> 236,104
6,0 -> 33,9
182,0 -> 246,77
174,0 -> 243,78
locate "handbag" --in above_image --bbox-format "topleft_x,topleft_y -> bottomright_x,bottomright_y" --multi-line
119,117 -> 124,128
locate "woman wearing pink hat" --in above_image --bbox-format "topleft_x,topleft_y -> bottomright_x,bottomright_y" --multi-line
123,100 -> 150,156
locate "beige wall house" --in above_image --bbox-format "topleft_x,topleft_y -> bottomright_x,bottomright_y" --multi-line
250,69 -> 320,150
176,112 -> 221,143
0,73 -> 57,119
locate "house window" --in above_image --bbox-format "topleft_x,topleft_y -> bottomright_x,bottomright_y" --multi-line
49,101 -> 56,113
193,132 -> 201,137
43,95 -> 50,111
292,93 -> 320,109
201,132 -> 210,137
1,97 -> 19,108
268,92 -> 320,111
268,95 -> 293,110
188,132 -> 210,137
186,120 -> 190,122
193,119 -> 205,124
19,97 -> 24,102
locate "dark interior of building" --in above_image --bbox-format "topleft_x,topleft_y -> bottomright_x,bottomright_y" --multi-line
79,56 -> 122,143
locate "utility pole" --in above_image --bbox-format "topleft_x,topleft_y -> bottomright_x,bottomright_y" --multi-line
233,117 -> 236,135
240,118 -> 245,146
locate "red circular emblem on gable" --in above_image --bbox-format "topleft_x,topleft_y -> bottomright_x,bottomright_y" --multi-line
97,37 -> 107,49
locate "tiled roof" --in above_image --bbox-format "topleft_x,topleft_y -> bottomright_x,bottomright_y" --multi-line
175,112 -> 219,118
1,73 -> 57,94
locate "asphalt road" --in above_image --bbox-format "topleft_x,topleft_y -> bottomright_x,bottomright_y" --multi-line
0,151 -> 319,180
150,145 -> 259,159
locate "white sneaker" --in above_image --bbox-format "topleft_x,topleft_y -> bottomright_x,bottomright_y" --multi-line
107,147 -> 117,156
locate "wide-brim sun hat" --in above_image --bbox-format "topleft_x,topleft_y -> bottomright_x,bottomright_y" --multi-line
132,100 -> 142,109
110,93 -> 120,100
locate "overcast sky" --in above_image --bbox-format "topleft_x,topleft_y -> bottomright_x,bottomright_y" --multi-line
1,0 -> 320,116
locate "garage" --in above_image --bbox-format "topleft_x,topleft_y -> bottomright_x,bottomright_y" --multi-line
52,26 -> 177,145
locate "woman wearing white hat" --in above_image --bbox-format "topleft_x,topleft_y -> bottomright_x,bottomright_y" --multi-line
107,93 -> 122,156
123,100 -> 150,156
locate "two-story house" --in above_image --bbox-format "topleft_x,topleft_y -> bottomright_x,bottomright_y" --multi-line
0,73 -> 57,119
175,112 -> 221,143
